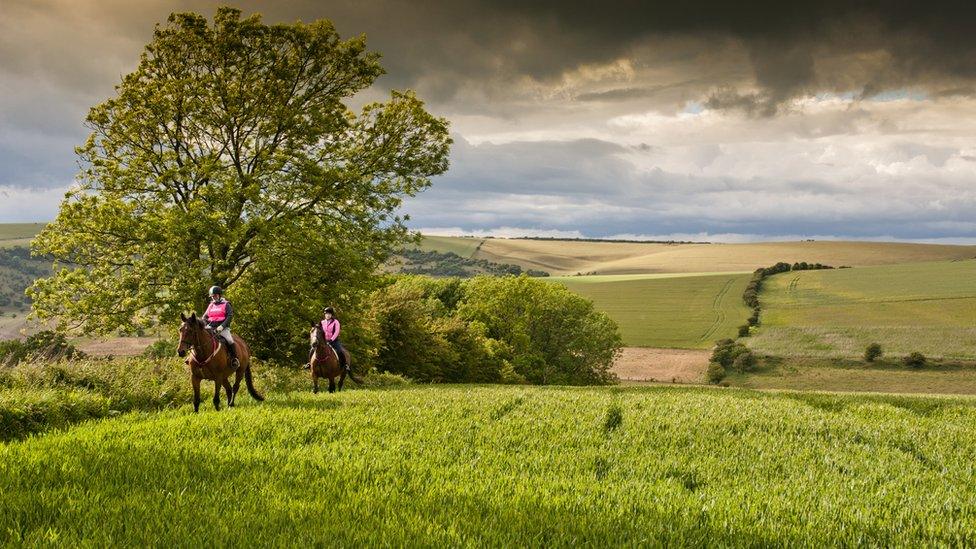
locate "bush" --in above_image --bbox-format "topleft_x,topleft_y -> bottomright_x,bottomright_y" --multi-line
706,362 -> 726,384
0,330 -> 85,367
457,276 -> 621,385
737,324 -> 751,337
864,343 -> 883,363
142,338 -> 176,359
731,351 -> 757,373
903,352 -> 927,369
711,339 -> 751,370
371,275 -> 623,385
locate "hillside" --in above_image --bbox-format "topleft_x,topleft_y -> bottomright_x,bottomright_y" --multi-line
2,385 -> 975,545
551,272 -> 752,348
0,223 -> 44,249
748,260 -> 976,359
421,236 -> 976,275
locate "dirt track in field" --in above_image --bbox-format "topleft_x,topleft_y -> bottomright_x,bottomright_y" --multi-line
75,337 -> 157,357
612,347 -> 710,383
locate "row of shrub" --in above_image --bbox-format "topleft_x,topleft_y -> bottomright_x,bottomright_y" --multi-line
707,341 -> 933,385
864,343 -> 928,368
4,275 -> 622,388
738,261 -> 835,337
396,249 -> 549,278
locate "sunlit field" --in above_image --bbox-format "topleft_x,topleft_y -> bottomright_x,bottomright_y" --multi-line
3,385 -> 975,546
749,260 -> 976,359
552,273 -> 751,348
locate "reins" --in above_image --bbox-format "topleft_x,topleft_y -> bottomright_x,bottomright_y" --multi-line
185,325 -> 223,368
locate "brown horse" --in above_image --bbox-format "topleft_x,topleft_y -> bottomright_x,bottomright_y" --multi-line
177,312 -> 264,412
309,322 -> 361,393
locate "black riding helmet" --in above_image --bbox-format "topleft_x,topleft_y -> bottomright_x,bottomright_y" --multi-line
209,285 -> 223,296
323,306 -> 336,315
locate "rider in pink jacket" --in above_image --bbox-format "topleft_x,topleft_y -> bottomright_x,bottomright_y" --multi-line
309,306 -> 349,371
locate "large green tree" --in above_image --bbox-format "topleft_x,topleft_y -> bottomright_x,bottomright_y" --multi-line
29,7 -> 450,356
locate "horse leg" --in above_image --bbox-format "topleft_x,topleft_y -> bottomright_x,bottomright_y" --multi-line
213,381 -> 221,411
222,378 -> 234,407
231,369 -> 243,402
328,377 -> 336,394
338,371 -> 346,392
192,374 -> 202,413
312,368 -> 319,394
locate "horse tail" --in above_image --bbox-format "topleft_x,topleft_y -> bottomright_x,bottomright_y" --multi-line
348,372 -> 365,385
245,365 -> 265,401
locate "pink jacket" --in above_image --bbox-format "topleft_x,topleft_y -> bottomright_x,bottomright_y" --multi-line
321,318 -> 340,341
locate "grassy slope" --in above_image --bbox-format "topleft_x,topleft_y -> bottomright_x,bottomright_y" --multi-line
727,356 -> 976,394
415,235 -> 485,258
0,223 -> 44,249
469,237 -> 976,275
553,273 -> 752,348
749,260 -> 976,359
2,385 -> 975,546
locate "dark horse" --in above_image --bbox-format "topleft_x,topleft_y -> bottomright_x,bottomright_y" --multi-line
309,322 -> 361,393
177,312 -> 264,412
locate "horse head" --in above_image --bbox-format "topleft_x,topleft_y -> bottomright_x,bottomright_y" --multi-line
309,321 -> 325,349
177,312 -> 205,357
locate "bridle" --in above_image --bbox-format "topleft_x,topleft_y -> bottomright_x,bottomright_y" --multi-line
179,320 -> 222,367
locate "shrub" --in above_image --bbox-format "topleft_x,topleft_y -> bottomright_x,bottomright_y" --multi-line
711,339 -> 751,370
903,352 -> 927,369
457,275 -> 622,385
142,339 -> 176,359
731,351 -> 757,373
737,324 -> 751,337
864,343 -> 883,363
706,362 -> 726,384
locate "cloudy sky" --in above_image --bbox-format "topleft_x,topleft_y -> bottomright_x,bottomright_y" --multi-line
4,0 -> 976,242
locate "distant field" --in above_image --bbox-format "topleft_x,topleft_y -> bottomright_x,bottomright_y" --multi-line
431,236 -> 976,275
553,272 -> 752,348
727,356 -> 976,395
749,260 -> 976,359
4,385 -> 976,545
415,235 -> 484,258
0,222 -> 44,248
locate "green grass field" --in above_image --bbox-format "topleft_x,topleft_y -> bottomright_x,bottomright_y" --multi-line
726,356 -> 976,394
3,385 -> 975,545
415,235 -> 484,258
0,222 -> 44,248
552,273 -> 752,348
749,260 -> 976,359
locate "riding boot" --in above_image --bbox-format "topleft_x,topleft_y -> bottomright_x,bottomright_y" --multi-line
227,341 -> 240,370
305,348 -> 313,369
341,353 -> 351,373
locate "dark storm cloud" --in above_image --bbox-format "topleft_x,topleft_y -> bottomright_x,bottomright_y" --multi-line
5,0 -> 976,240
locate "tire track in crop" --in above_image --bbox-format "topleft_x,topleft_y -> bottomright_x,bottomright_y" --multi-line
788,275 -> 801,293
699,278 -> 735,342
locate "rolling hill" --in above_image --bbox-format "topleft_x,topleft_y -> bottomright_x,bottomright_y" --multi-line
420,236 -> 976,275
748,259 -> 976,359
550,272 -> 752,348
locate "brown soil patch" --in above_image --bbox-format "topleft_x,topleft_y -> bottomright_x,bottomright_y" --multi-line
76,337 -> 158,357
612,347 -> 710,383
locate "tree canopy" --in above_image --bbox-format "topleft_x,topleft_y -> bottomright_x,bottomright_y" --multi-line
29,7 -> 451,353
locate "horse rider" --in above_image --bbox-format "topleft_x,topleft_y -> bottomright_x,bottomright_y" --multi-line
312,306 -> 349,372
202,285 -> 239,370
